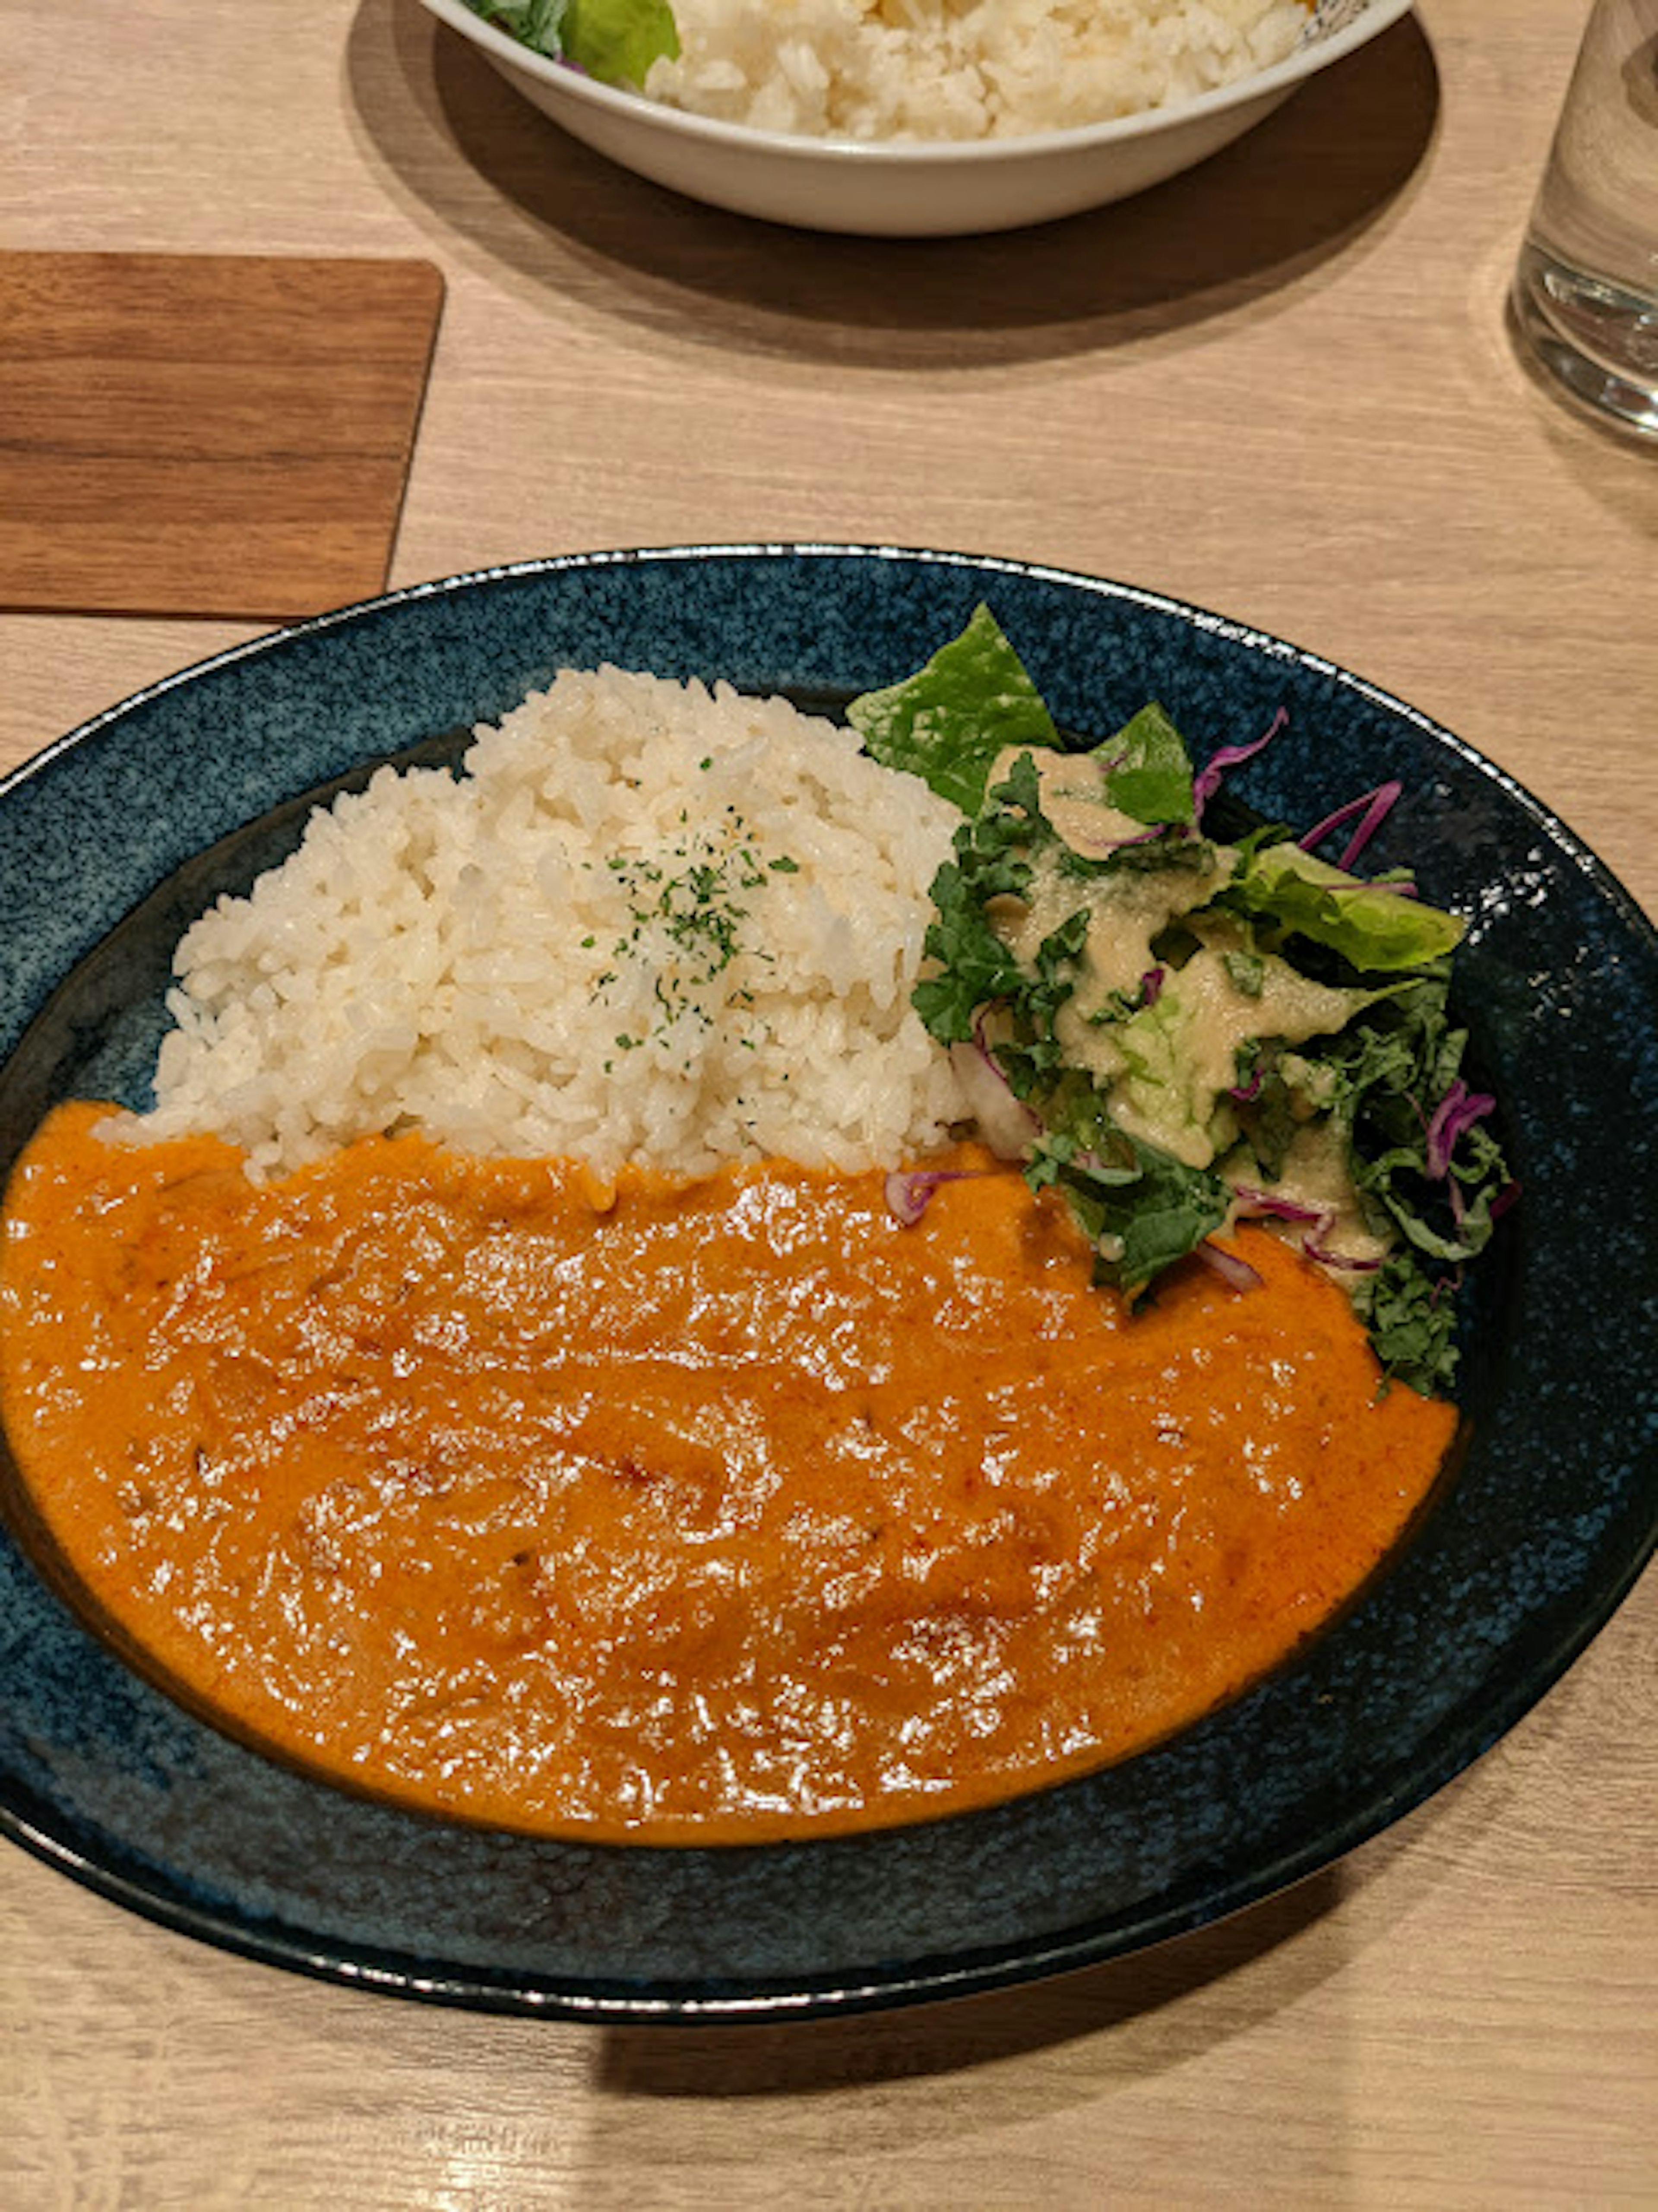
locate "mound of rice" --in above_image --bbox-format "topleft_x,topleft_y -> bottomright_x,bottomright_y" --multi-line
644,0 -> 1312,143
126,668 -> 971,1183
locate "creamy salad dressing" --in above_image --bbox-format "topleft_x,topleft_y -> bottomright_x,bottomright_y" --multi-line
986,741 -> 1386,1263
990,745 -> 1228,1009
1239,1117 -> 1393,1267
1104,916 -> 1369,1168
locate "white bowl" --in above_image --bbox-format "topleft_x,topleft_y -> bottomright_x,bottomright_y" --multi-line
417,0 -> 1415,237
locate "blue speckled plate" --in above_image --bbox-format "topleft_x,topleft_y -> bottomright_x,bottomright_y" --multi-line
3,546 -> 1655,2022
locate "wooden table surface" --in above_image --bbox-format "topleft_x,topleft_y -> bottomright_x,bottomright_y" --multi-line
4,3 -> 1655,2203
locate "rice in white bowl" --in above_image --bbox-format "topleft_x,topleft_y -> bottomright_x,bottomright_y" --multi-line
122,668 -> 971,1183
644,0 -> 1312,143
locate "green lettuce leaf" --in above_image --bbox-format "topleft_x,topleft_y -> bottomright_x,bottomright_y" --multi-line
462,0 -> 678,86
910,753 -> 1051,1043
463,0 -> 569,57
911,856 -> 1028,1043
1329,981 -> 1509,1269
848,604 -> 1059,816
563,0 -> 678,84
1093,703 -> 1196,828
1225,842 -> 1465,972
1026,1122 -> 1229,1297
1351,1250 -> 1462,1396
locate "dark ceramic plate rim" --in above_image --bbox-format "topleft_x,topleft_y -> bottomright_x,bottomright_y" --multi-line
2,544 -> 1655,2024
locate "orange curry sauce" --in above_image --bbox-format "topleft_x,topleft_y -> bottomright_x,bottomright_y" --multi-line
0,1102 -> 1455,1842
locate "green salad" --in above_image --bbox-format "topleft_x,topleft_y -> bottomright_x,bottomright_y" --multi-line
461,0 -> 678,89
850,607 -> 1514,1397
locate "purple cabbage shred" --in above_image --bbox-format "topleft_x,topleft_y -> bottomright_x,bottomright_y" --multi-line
1297,779 -> 1404,872
1425,1077 -> 1497,1180
1192,707 -> 1288,825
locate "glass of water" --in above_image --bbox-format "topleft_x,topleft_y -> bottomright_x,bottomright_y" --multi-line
1510,0 -> 1658,439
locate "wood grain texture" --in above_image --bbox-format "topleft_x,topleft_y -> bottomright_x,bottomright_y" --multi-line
0,252 -> 443,617
2,1 -> 1655,2204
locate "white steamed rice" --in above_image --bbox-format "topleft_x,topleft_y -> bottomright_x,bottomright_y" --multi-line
643,0 -> 1312,143
124,667 -> 971,1183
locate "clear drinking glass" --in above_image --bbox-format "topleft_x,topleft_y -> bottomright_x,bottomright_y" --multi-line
1509,0 -> 1658,439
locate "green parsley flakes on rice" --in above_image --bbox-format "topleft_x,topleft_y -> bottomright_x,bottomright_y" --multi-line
125,668 -> 971,1183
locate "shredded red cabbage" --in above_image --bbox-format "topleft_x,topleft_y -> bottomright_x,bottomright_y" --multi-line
1425,1077 -> 1497,1179
1229,1184 -> 1324,1226
1141,965 -> 1166,1006
1193,1239 -> 1263,1291
1228,1186 -> 1380,1273
1297,779 -> 1404,872
1063,819 -> 1168,858
883,1168 -> 981,1227
1490,1180 -> 1522,1224
1302,1236 -> 1380,1274
1192,707 -> 1288,825
951,1022 -> 1041,1160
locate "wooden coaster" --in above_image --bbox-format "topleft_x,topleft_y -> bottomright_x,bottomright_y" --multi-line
0,252 -> 444,620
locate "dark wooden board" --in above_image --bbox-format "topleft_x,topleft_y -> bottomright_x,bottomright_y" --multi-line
0,252 -> 444,619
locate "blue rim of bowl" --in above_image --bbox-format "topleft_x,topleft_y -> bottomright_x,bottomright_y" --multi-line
2,543 -> 1655,2023
414,0 -> 1418,172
